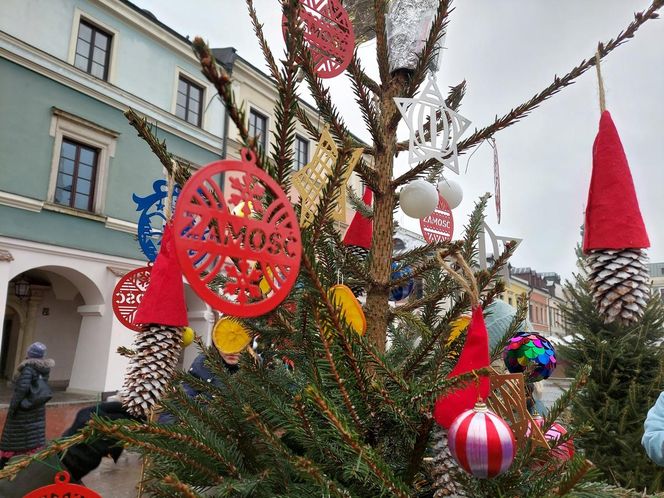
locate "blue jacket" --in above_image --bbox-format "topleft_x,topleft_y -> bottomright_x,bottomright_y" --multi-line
642,391 -> 664,466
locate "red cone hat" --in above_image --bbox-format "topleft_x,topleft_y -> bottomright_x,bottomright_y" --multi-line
343,188 -> 373,249
135,223 -> 188,327
434,306 -> 490,428
583,111 -> 649,253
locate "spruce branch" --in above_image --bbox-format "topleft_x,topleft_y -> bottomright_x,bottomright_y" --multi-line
312,308 -> 366,434
374,0 -> 390,85
243,406 -> 353,497
301,253 -> 371,400
306,386 -> 412,498
0,432 -> 87,480
160,475 -> 204,498
192,37 -> 262,163
543,364 -> 591,434
124,109 -> 191,186
86,419 -> 224,485
348,50 -> 382,147
294,104 -> 380,192
249,0 -> 301,189
403,416 -> 434,486
392,0 -> 664,187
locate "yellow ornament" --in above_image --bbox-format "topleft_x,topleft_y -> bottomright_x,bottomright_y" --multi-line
232,201 -> 255,218
182,327 -> 195,347
292,125 -> 364,227
259,266 -> 275,295
446,315 -> 471,346
327,284 -> 366,336
331,147 -> 364,222
212,317 -> 251,354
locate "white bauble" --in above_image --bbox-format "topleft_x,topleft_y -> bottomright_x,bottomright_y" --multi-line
437,177 -> 463,209
399,180 -> 438,218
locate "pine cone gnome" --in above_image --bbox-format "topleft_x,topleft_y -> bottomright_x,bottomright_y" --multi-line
583,109 -> 650,325
122,223 -> 188,417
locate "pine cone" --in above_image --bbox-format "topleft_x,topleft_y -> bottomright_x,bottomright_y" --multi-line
431,427 -> 466,498
586,248 -> 650,325
122,324 -> 182,418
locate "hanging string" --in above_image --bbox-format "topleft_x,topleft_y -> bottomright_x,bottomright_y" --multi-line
436,251 -> 479,307
595,48 -> 607,113
463,139 -> 488,174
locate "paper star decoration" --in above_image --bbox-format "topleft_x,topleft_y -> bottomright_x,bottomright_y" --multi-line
293,125 -> 363,227
394,75 -> 471,174
478,223 -> 522,280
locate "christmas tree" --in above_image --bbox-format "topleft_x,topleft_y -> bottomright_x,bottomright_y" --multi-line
561,251 -> 664,494
2,1 -> 664,497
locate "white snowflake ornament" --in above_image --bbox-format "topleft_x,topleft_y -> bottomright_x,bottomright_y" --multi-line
394,74 -> 471,174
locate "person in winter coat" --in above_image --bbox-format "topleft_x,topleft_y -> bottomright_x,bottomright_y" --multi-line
642,392 -> 664,465
158,350 -> 241,424
0,342 -> 54,468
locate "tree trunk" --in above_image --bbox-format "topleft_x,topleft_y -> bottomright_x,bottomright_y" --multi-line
364,72 -> 407,351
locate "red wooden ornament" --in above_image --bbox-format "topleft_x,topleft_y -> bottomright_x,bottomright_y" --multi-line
420,195 -> 454,243
173,149 -> 302,318
112,266 -> 151,331
23,470 -> 102,497
283,0 -> 355,79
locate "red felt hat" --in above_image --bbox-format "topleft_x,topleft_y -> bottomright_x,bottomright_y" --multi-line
134,223 -> 188,327
434,306 -> 490,428
583,110 -> 649,252
343,188 -> 373,249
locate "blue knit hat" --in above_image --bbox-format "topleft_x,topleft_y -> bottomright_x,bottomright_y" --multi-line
27,342 -> 46,359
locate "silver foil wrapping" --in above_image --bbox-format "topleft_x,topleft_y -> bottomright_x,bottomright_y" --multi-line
386,0 -> 443,72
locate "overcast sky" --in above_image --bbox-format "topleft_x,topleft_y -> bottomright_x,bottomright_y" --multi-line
132,0 -> 664,280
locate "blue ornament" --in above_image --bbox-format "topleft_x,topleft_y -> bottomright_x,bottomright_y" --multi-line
389,262 -> 414,301
133,180 -> 180,261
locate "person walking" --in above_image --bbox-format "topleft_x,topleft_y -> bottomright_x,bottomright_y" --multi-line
0,342 -> 54,469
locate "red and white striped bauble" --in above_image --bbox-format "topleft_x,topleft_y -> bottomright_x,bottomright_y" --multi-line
447,402 -> 516,478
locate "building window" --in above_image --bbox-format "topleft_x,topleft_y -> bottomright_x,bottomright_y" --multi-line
659,288 -> 664,299
176,76 -> 204,127
508,297 -> 513,306
74,20 -> 112,80
48,108 -> 118,216
249,109 -> 268,151
54,139 -> 98,211
529,304 -> 534,321
295,136 -> 309,170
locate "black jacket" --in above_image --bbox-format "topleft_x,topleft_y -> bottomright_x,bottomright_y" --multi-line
61,401 -> 143,481
0,358 -> 54,452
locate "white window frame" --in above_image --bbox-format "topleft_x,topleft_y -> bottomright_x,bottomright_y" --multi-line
294,134 -> 309,170
171,69 -> 208,129
47,108 -> 119,216
67,9 -> 119,84
248,105 -> 270,152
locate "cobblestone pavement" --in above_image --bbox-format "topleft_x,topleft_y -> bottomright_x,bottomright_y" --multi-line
82,451 -> 143,497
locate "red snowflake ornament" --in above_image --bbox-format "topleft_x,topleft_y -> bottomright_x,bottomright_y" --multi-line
23,471 -> 102,497
112,266 -> 151,331
283,0 -> 355,79
173,149 -> 302,317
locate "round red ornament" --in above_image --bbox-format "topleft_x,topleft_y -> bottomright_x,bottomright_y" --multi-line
112,266 -> 151,331
420,194 -> 454,243
23,470 -> 101,498
448,402 -> 516,479
173,149 -> 302,317
282,0 -> 355,79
